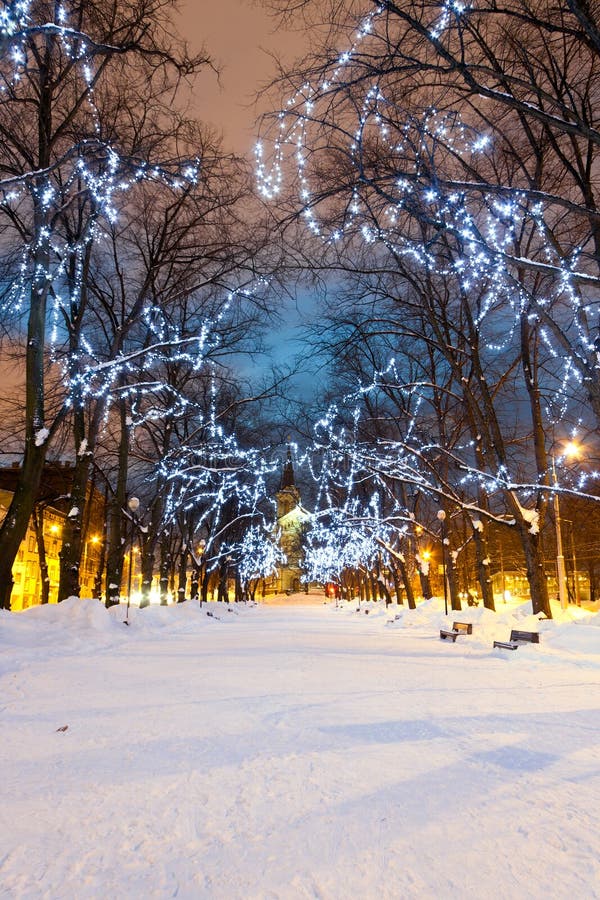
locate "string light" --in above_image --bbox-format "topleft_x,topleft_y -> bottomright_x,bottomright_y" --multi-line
256,0 -> 600,430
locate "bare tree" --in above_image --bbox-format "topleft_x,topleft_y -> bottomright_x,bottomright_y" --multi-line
0,0 -> 207,609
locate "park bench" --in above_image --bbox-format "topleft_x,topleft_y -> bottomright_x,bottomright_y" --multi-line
493,629 -> 540,650
439,621 -> 474,641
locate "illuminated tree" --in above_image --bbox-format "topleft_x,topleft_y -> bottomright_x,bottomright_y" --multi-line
58,123 -> 274,605
258,0 -> 600,432
259,0 -> 600,390
256,0 -> 600,616
237,524 -> 286,600
302,231 -> 564,614
151,406 -> 282,603
298,307 -> 556,616
0,0 -> 206,609
120,358 -> 283,607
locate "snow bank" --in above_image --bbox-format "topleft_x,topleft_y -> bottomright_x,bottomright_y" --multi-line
108,598 -> 250,634
23,595 -> 117,631
329,594 -> 600,664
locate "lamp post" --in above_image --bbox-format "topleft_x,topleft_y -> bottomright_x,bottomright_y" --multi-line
551,456 -> 568,611
437,509 -> 449,616
570,524 -> 581,606
562,518 -> 580,606
124,496 -> 139,624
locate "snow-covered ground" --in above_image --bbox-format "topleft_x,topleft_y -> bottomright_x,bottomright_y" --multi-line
1,594 -> 599,899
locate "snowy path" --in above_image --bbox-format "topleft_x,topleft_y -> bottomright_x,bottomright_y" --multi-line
1,599 -> 599,899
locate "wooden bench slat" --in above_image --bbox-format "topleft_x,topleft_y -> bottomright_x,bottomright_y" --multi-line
493,640 -> 519,650
440,629 -> 458,642
509,630 -> 540,643
453,621 -> 473,634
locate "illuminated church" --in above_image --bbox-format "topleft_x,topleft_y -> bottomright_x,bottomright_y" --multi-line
275,448 -> 311,593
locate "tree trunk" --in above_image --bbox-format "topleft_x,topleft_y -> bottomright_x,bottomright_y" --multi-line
33,505 -> 50,606
190,564 -> 200,601
518,313 -> 551,618
369,571 -> 378,601
518,523 -> 551,617
105,401 -> 129,607
472,525 -> 495,610
217,558 -> 229,602
140,533 -> 154,608
0,215 -> 51,609
200,569 -> 210,604
57,242 -> 96,602
419,567 -> 432,600
378,578 -> 392,605
395,557 -> 416,610
177,545 -> 188,602
159,536 -> 170,605
58,457 -> 91,601
390,564 -> 404,605
95,492 -> 108,604
0,39 -> 56,611
447,556 -> 462,612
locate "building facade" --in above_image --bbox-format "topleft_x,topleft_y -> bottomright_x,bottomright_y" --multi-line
274,449 -> 311,594
0,462 -> 105,610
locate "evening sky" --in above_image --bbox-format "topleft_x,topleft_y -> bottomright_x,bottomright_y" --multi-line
177,1 -> 323,402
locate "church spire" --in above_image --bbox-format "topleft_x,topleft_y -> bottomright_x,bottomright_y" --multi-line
279,446 -> 296,491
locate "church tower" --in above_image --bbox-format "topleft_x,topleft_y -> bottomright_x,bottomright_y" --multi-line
275,447 -> 310,593
276,447 -> 301,518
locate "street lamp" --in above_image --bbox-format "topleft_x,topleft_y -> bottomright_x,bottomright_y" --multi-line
563,440 -> 581,460
551,441 -> 581,611
562,518 -> 581,605
551,455 -> 568,611
437,509 -> 449,616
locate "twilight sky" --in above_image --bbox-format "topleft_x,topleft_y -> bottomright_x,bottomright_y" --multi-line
177,0 -> 304,155
176,0 -> 325,403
